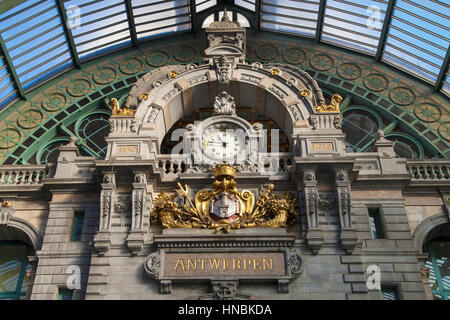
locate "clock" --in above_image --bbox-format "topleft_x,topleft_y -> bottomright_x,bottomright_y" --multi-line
204,129 -> 244,161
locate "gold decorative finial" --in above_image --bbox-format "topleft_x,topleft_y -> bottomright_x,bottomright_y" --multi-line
446,196 -> 450,204
139,93 -> 148,101
313,93 -> 342,113
270,68 -> 280,76
168,71 -> 178,79
2,200 -> 11,208
213,163 -> 236,180
110,98 -> 136,116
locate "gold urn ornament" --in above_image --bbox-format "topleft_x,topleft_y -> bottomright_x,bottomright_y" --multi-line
152,163 -> 298,232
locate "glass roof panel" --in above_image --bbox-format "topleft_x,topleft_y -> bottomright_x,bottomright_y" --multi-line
322,0 -> 388,55
132,0 -> 191,41
0,0 -> 447,109
381,0 -> 450,84
0,0 -> 72,90
0,55 -> 17,107
260,0 -> 320,38
64,0 -> 132,60
442,65 -> 450,98
196,0 -> 217,12
235,0 -> 256,11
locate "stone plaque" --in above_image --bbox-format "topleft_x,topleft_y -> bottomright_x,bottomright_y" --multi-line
144,248 -> 303,294
117,145 -> 138,154
311,142 -> 334,151
164,252 -> 285,277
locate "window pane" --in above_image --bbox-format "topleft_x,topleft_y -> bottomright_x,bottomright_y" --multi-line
381,287 -> 398,300
0,0 -> 73,90
0,244 -> 27,294
132,0 -> 191,41
430,241 -> 450,291
261,0 -> 320,38
381,0 -> 450,84
236,0 -> 256,11
65,0 -> 132,60
196,0 -> 217,12
322,0 -> 388,55
342,110 -> 379,152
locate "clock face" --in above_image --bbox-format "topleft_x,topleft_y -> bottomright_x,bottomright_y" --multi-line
204,130 -> 244,161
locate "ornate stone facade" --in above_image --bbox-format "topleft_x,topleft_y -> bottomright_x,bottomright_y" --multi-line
0,14 -> 448,301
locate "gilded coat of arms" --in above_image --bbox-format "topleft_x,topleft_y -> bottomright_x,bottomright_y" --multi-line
151,163 -> 298,232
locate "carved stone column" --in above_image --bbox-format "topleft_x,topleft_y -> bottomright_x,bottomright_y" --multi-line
127,171 -> 149,255
93,172 -> 115,255
334,168 -> 358,253
302,168 -> 323,253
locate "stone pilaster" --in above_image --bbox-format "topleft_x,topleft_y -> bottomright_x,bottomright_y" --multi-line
93,172 -> 115,255
126,171 -> 150,255
334,168 -> 358,253
302,168 -> 323,253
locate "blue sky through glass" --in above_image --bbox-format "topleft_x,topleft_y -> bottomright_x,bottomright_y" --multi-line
0,0 -> 448,109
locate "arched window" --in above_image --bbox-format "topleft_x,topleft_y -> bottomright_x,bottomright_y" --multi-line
385,134 -> 423,159
0,241 -> 32,300
341,109 -> 380,153
76,112 -> 110,158
38,139 -> 69,164
424,238 -> 450,300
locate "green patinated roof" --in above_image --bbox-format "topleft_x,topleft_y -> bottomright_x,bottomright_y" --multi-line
0,31 -> 448,165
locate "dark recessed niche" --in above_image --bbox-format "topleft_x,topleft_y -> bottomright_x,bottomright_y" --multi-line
22,136 -> 35,147
126,77 -> 136,84
89,91 -> 101,100
413,122 -> 426,132
435,141 -> 448,152
33,128 -> 45,138
113,81 -> 125,89
424,131 -> 438,141
379,99 -> 391,108
102,86 -> 113,94
3,157 -> 15,165
354,87 -> 366,96
401,113 -> 414,123
67,104 -> 78,113
390,106 -> 402,116
78,98 -> 89,106
55,112 -> 67,121
367,93 -> 378,102
12,146 -> 25,157
329,77 -> 341,85
342,82 -> 354,90
44,119 -> 56,129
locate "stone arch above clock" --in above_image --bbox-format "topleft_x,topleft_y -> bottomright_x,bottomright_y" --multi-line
127,61 -> 326,148
105,10 -> 347,161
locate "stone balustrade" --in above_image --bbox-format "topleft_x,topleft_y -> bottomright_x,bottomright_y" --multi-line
0,165 -> 50,185
156,155 -> 190,174
407,160 -> 450,182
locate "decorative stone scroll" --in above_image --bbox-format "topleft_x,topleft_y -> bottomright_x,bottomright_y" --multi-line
144,248 -> 303,295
